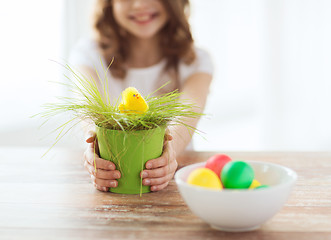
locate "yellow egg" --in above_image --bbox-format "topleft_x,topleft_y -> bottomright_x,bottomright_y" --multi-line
249,179 -> 261,189
187,168 -> 223,190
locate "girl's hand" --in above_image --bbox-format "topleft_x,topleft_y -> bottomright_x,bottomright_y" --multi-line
140,133 -> 178,191
83,131 -> 121,192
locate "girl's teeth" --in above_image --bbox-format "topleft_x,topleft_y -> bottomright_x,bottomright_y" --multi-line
136,15 -> 150,21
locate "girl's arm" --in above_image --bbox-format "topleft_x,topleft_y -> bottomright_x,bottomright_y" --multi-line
170,72 -> 213,155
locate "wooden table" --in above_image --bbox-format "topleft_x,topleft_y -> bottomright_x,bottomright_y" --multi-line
0,147 -> 330,239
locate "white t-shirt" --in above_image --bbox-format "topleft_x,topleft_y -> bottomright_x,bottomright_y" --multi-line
69,38 -> 213,101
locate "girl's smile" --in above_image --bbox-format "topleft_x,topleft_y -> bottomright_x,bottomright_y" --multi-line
128,12 -> 160,25
113,0 -> 168,39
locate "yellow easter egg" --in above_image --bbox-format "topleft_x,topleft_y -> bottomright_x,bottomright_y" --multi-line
187,168 -> 223,190
249,179 -> 261,189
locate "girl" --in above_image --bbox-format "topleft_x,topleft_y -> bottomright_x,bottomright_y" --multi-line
70,0 -> 213,192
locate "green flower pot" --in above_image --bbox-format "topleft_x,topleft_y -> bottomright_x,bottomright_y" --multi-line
96,126 -> 166,194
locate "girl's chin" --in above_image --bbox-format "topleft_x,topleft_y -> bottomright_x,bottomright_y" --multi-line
128,29 -> 160,40
125,21 -> 166,40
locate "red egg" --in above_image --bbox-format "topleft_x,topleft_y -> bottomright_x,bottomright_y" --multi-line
205,154 -> 232,178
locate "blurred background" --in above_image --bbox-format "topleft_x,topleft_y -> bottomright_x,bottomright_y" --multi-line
0,0 -> 330,151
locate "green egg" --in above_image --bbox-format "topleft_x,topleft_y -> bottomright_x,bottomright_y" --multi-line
221,161 -> 254,189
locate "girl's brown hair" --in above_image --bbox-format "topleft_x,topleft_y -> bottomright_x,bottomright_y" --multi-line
93,0 -> 196,91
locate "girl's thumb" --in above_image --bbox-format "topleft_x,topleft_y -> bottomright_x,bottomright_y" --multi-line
85,131 -> 96,143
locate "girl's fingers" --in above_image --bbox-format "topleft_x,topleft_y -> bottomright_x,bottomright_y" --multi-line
145,150 -> 173,169
164,133 -> 173,142
84,148 -> 115,171
85,130 -> 96,143
86,129 -> 175,192
91,140 -> 100,155
93,183 -> 109,192
85,131 -> 100,154
85,161 -> 121,180
145,132 -> 175,169
145,157 -> 167,170
84,130 -> 119,191
150,181 -> 170,192
163,129 -> 173,147
142,173 -> 173,186
88,140 -> 100,155
142,157 -> 178,179
91,175 -> 118,188
141,138 -> 177,192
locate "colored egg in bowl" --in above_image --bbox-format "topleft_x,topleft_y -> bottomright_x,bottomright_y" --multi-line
174,161 -> 297,232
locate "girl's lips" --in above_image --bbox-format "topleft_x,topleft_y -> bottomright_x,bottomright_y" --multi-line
129,12 -> 159,24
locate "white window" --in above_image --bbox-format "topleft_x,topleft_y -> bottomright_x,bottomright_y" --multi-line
0,1 -> 64,146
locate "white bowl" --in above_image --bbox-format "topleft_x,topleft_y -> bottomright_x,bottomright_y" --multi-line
175,161 -> 297,232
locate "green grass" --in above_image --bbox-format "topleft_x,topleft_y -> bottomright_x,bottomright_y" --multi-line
36,62 -> 203,142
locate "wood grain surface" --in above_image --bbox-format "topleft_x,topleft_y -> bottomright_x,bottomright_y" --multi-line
0,147 -> 330,239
